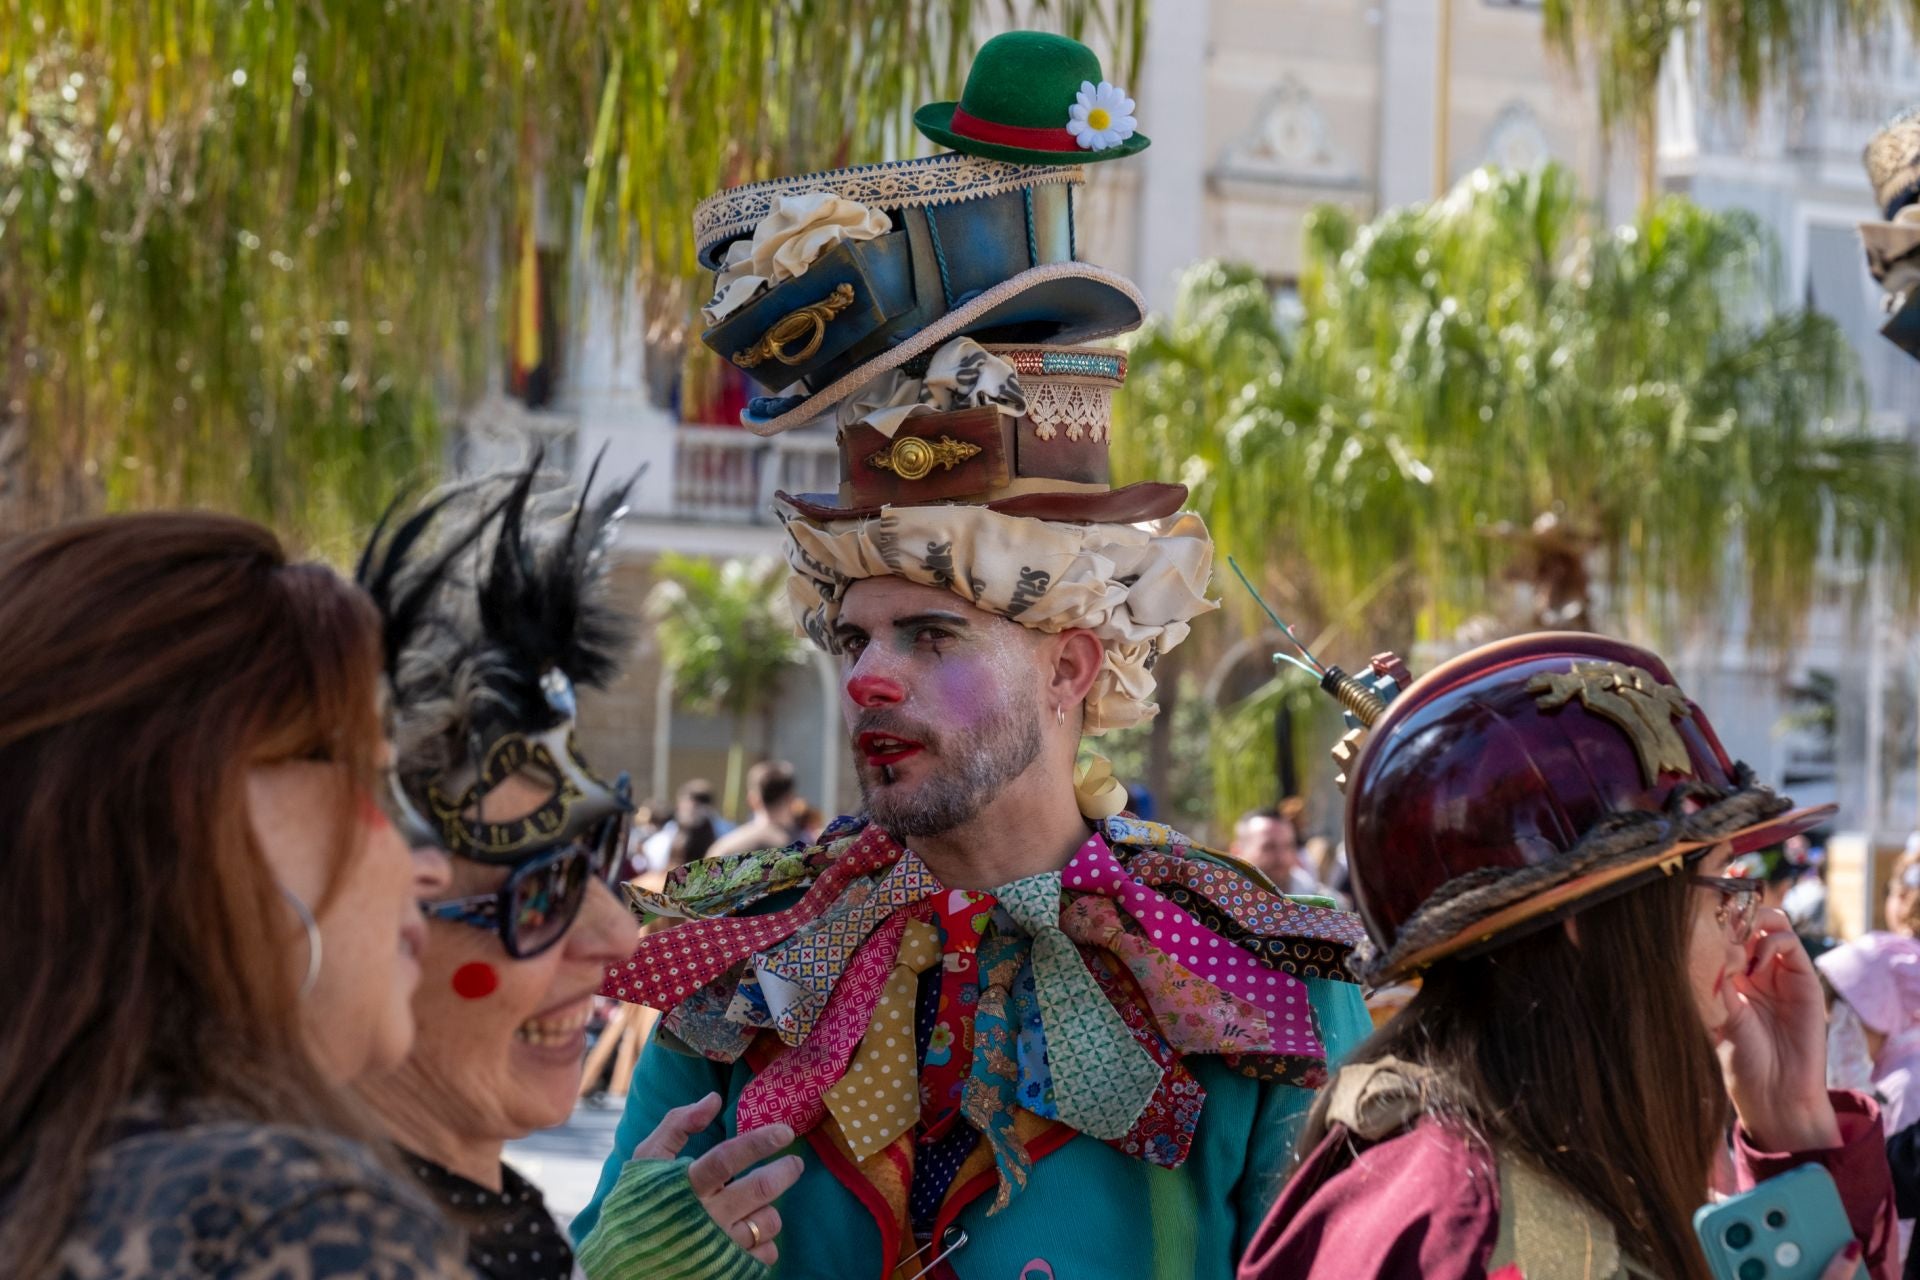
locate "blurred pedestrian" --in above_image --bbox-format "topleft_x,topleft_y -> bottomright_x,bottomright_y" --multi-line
1231,799 -> 1334,898
1888,838 -> 1920,941
791,800 -> 827,843
0,513 -> 462,1278
705,760 -> 803,859
668,815 -> 719,868
1822,935 -> 1920,1128
623,803 -> 662,878
639,778 -> 733,872
1733,836 -> 1834,958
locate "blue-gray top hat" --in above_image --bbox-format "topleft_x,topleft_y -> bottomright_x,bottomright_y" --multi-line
692,151 -> 1144,436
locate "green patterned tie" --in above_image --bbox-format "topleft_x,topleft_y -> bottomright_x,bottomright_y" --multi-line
998,871 -> 1161,1139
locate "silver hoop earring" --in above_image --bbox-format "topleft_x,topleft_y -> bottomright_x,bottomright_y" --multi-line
281,886 -> 323,999
1055,704 -> 1066,727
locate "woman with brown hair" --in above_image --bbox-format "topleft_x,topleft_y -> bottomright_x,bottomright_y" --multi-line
1240,635 -> 1897,1280
0,512 -> 465,1277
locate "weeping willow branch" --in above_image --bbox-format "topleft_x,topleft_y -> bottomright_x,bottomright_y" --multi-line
0,2 -> 1142,549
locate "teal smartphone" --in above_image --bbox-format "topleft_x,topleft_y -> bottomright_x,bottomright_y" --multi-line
1693,1165 -> 1864,1280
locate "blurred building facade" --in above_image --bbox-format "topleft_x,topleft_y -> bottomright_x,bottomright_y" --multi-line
1656,20 -> 1920,915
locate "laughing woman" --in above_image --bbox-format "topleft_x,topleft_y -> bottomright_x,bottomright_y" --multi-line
355,464 -> 801,1280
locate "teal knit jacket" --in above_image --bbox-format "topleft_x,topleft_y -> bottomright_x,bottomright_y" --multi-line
571,975 -> 1369,1279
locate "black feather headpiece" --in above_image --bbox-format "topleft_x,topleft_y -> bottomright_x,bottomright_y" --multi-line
356,448 -> 637,792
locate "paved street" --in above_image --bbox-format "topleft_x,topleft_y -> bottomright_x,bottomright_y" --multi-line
503,1101 -> 625,1231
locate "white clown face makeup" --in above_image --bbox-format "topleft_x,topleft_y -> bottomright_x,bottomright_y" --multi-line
833,577 -> 1048,838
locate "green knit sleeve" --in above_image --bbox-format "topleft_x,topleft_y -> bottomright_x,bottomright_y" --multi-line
575,1157 -> 771,1280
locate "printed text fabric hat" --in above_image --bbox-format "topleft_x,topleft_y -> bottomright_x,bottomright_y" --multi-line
915,31 -> 1150,166
1867,106 -> 1920,220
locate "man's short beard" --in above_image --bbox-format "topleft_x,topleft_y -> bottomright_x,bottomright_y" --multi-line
860,699 -> 1043,839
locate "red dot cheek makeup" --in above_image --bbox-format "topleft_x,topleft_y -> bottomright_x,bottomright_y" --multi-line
451,961 -> 499,1000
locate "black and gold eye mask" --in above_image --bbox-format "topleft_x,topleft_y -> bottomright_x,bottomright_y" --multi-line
424,671 -> 631,864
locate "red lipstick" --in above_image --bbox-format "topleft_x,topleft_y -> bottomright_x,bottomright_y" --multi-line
858,731 -> 924,768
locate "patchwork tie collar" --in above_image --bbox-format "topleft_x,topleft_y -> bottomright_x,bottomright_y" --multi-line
601,816 -> 1363,1208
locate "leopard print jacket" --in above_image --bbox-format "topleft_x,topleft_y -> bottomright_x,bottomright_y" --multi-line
51,1115 -> 469,1278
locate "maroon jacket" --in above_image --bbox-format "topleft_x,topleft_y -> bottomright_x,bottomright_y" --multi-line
1239,1090 -> 1897,1280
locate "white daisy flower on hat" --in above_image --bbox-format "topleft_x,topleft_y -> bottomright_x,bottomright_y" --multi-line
1067,80 -> 1137,152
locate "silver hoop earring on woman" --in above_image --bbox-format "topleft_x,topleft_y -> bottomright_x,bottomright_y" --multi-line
281,886 -> 323,998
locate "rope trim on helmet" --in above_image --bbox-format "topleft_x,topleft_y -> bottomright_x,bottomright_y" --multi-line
1349,763 -> 1790,987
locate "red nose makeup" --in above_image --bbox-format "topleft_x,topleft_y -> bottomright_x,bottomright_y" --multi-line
847,674 -> 905,707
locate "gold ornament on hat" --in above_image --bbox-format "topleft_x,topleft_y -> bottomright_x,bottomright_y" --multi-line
868,435 -> 982,481
1527,660 -> 1695,785
733,283 -> 856,369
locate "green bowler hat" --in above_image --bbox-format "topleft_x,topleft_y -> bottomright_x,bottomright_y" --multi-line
915,31 -> 1150,166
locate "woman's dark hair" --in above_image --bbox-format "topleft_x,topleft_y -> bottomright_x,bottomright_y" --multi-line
669,816 -> 720,868
1296,870 -> 1729,1280
0,512 -> 388,1274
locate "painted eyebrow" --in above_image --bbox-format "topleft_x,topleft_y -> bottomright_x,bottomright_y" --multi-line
892,612 -> 970,631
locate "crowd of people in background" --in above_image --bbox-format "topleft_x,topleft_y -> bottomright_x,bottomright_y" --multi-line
627,766 -> 827,876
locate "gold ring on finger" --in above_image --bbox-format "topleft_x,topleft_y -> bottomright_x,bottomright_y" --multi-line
746,1217 -> 763,1249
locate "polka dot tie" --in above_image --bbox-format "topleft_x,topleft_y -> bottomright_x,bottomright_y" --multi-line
600,824 -> 902,1008
1062,834 -> 1324,1061
824,918 -> 940,1161
1058,895 -> 1273,1057
755,852 -> 939,1046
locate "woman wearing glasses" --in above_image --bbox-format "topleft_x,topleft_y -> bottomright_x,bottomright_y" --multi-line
0,513 -> 460,1277
1238,634 -> 1897,1280
356,461 -> 800,1280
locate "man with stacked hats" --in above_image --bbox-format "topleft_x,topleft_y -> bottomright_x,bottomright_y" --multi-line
570,32 -> 1372,1280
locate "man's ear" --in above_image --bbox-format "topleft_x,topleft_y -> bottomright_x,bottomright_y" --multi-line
1045,628 -> 1104,717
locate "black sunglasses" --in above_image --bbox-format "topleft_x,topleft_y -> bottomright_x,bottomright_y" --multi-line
425,810 -> 630,958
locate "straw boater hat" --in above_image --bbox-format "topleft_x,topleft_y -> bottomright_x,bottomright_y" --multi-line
1324,633 -> 1835,986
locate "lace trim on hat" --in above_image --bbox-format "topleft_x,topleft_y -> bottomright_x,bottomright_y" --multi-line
694,152 -> 1085,261
1026,379 -> 1113,441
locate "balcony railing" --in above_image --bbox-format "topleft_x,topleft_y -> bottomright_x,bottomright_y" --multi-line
672,425 -> 840,524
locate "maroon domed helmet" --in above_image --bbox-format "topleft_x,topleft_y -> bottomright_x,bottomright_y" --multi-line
1333,632 -> 1834,986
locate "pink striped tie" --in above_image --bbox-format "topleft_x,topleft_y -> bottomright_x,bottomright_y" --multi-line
735,907 -> 912,1134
